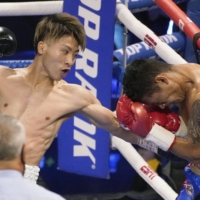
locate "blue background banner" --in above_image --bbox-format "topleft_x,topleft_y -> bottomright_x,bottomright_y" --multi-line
114,32 -> 186,64
58,0 -> 116,178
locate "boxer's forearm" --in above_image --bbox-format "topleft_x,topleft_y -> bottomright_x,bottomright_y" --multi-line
170,137 -> 200,162
110,127 -> 139,145
172,100 -> 200,162
157,148 -> 188,163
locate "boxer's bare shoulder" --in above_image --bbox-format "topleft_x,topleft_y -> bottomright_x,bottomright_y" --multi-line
0,65 -> 16,77
59,82 -> 99,104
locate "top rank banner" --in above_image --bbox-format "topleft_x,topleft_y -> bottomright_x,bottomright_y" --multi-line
58,0 -> 116,178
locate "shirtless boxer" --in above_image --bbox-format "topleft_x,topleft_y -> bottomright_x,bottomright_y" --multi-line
116,58 -> 200,199
0,13 -> 139,184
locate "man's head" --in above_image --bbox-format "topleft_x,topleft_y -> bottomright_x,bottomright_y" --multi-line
33,13 -> 86,81
0,114 -> 26,167
34,13 -> 86,54
123,59 -> 172,104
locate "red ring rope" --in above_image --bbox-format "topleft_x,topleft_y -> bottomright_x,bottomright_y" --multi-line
155,0 -> 200,49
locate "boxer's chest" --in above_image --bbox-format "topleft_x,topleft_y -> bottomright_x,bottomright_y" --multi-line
0,81 -> 76,128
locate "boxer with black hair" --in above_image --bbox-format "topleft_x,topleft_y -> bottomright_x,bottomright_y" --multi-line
116,58 -> 200,200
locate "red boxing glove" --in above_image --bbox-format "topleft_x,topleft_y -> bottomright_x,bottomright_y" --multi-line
149,111 -> 180,133
149,106 -> 186,136
116,95 -> 187,151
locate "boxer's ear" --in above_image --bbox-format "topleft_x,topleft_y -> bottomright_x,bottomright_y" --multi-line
155,75 -> 169,85
37,41 -> 45,54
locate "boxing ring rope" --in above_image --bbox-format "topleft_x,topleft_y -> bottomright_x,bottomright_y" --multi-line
0,1 -> 189,199
155,0 -> 200,49
123,0 -> 188,14
116,0 -> 187,65
113,30 -> 186,65
111,135 -> 178,200
0,1 -> 63,16
0,0 -> 188,16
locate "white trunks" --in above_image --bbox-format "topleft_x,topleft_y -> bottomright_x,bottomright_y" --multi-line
24,164 -> 40,184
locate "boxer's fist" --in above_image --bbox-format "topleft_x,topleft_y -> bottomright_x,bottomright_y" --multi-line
149,109 -> 180,132
165,112 -> 181,132
116,95 -> 152,137
116,95 -> 183,151
116,95 -> 180,137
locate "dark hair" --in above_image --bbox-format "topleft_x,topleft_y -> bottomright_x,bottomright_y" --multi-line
123,59 -> 172,101
34,13 -> 86,53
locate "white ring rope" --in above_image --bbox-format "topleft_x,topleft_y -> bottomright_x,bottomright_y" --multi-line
111,135 -> 178,200
0,0 -> 188,17
116,0 -> 187,64
0,1 -> 63,16
111,109 -> 178,199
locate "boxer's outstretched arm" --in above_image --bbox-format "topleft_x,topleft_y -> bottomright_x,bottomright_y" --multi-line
78,91 -> 138,144
170,100 -> 200,162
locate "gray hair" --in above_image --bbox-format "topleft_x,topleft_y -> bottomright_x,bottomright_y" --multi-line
0,114 -> 26,160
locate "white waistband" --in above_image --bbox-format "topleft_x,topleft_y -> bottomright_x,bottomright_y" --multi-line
24,164 -> 40,184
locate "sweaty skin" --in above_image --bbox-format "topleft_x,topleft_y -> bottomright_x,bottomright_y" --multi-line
0,36 -> 138,166
142,63 -> 200,173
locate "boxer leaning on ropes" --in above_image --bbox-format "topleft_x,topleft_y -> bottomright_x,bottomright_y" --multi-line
116,58 -> 200,199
